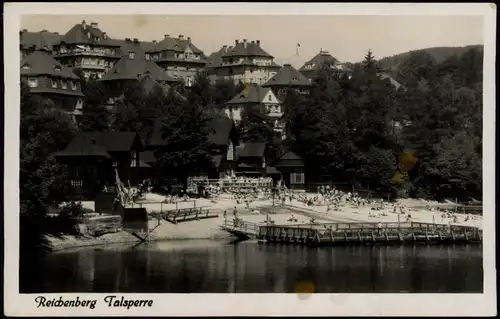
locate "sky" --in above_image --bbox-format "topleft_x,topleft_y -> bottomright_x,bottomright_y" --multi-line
20,15 -> 484,67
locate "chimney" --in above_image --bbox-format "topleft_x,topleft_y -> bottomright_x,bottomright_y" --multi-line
235,39 -> 239,45
256,40 -> 260,46
133,38 -> 139,43
164,34 -> 170,39
223,45 -> 227,53
284,63 -> 291,67
187,36 -> 191,42
128,51 -> 135,59
22,29 -> 27,33
102,32 -> 106,39
90,22 -> 98,29
178,34 -> 184,40
54,32 -> 59,35
243,39 -> 247,49
81,20 -> 87,29
125,38 -> 131,42
152,40 -> 157,43
251,40 -> 255,44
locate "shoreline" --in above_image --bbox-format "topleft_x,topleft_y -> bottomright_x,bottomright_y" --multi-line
48,195 -> 483,252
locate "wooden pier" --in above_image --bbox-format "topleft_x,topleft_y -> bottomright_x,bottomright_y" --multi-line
220,219 -> 260,240
221,221 -> 482,246
151,207 -> 219,224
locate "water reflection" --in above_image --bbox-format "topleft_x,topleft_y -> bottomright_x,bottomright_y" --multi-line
20,242 -> 483,293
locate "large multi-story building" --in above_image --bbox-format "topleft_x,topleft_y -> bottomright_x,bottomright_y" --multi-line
21,48 -> 84,113
52,20 -> 122,80
100,38 -> 180,96
261,63 -> 312,100
19,29 -> 62,61
209,39 -> 282,85
299,50 -> 353,80
145,34 -> 208,87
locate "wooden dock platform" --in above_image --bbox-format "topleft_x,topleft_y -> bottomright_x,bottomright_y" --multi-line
220,219 -> 260,240
151,207 -> 219,224
221,221 -> 482,246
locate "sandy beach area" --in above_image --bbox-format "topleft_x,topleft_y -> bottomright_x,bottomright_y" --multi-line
47,193 -> 482,251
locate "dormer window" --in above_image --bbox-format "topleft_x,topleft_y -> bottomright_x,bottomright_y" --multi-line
128,52 -> 135,59
71,81 -> 77,90
21,64 -> 31,70
51,79 -> 57,88
27,78 -> 38,88
54,65 -> 61,71
145,54 -> 150,60
292,76 -> 298,81
61,81 -> 67,89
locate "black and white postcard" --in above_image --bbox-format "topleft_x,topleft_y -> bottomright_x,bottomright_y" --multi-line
3,2 -> 497,317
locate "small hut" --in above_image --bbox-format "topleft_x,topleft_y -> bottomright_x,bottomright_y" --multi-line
273,151 -> 305,189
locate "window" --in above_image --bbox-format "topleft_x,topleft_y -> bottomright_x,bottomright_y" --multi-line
27,78 -> 38,88
268,95 -> 272,101
131,151 -> 137,167
71,180 -> 83,187
290,172 -> 305,184
292,76 -> 298,81
54,65 -> 61,71
21,64 -> 31,70
145,54 -> 150,60
51,79 -> 58,88
112,161 -> 118,167
61,81 -> 67,89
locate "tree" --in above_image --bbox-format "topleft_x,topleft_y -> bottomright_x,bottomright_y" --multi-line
154,76 -> 216,188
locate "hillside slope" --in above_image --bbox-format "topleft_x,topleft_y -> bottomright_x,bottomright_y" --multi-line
378,45 -> 483,72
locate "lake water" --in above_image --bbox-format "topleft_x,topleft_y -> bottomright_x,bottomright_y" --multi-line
20,241 -> 483,293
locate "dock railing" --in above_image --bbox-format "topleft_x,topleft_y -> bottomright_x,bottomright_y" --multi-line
221,218 -> 260,236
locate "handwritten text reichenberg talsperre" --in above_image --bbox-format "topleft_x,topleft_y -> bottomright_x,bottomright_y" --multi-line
35,296 -> 154,310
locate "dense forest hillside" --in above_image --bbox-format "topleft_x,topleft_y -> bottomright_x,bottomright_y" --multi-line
378,45 -> 484,72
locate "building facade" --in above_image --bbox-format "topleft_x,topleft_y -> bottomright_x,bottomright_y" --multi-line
225,83 -> 285,138
146,34 -> 208,87
52,21 -> 122,80
299,50 -> 353,80
56,132 -> 145,199
262,63 -> 312,100
99,38 -> 180,97
210,39 -> 282,85
21,49 -> 84,113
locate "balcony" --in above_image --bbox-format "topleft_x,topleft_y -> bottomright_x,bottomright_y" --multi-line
55,49 -> 118,58
74,61 -> 109,70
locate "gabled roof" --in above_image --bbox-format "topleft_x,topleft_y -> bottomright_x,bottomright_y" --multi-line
82,132 -> 143,152
262,64 -> 312,87
56,133 -> 111,158
239,142 -> 266,158
207,46 -> 227,69
149,117 -> 235,148
100,42 -> 178,83
206,118 -> 236,146
21,50 -> 79,80
147,35 -> 203,54
20,29 -> 62,51
226,84 -> 276,105
299,50 -> 338,71
274,151 -> 304,168
223,41 -> 273,58
57,21 -> 119,47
